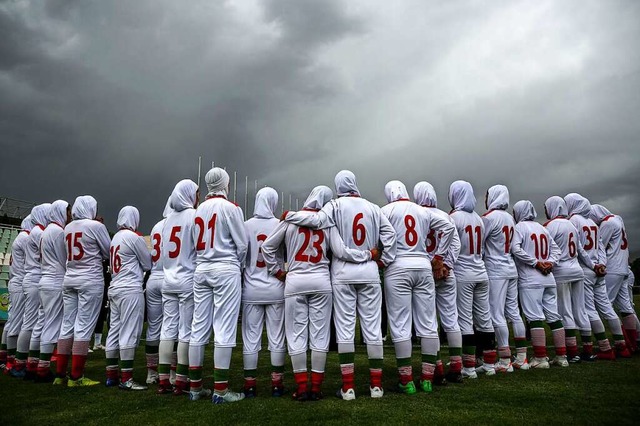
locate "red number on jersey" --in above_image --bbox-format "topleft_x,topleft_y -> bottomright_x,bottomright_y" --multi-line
404,215 -> 418,246
110,245 -> 122,273
151,233 -> 161,263
195,214 -> 217,251
583,226 -> 594,250
501,225 -> 514,254
426,229 -> 437,253
65,232 -> 84,261
621,229 -> 628,250
530,233 -> 549,260
352,213 -> 366,246
168,226 -> 181,259
294,228 -> 324,263
464,225 -> 482,255
568,233 -> 576,257
256,234 -> 267,268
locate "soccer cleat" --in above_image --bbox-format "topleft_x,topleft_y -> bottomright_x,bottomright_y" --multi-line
212,389 -> 245,404
462,367 -> 478,379
53,377 -> 68,386
243,387 -> 257,398
292,390 -> 309,402
169,370 -> 176,385
580,352 -> 597,362
475,363 -> 496,375
105,377 -> 119,387
146,370 -> 159,384
550,355 -> 569,367
596,349 -> 616,361
445,371 -> 463,383
9,368 -> 26,378
308,391 -> 324,401
67,376 -> 100,387
397,381 -> 417,395
419,380 -> 432,393
370,386 -> 384,398
34,371 -> 56,383
92,344 -> 106,351
119,379 -> 148,391
156,383 -> 174,394
568,355 -> 582,364
530,357 -> 550,369
615,344 -> 632,358
87,348 -> 93,353
189,387 -> 212,400
495,360 -> 514,373
337,387 -> 356,400
271,386 -> 285,397
512,358 -> 530,370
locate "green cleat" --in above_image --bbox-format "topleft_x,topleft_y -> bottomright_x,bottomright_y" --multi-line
53,377 -> 68,386
419,379 -> 433,393
68,376 -> 100,387
397,381 -> 417,395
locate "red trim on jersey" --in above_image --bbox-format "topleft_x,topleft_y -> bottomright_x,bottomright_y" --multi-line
53,222 -> 64,229
420,204 -> 437,208
602,214 -> 615,222
302,208 -> 320,212
482,209 -> 495,217
206,194 -> 240,207
35,224 -> 45,231
390,198 -> 411,203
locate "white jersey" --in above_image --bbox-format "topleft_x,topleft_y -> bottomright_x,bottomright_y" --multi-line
39,223 -> 67,289
149,219 -> 165,278
482,210 -> 518,279
285,196 -> 396,285
110,229 -> 152,291
424,207 -> 460,267
9,231 -> 30,284
511,220 -> 560,288
23,224 -> 46,286
599,215 -> 629,275
262,212 -> 372,297
192,196 -> 248,271
63,219 -> 111,284
450,211 -> 489,282
568,214 -> 600,269
381,199 -> 455,270
544,217 -> 585,282
161,208 -> 197,291
243,216 -> 284,304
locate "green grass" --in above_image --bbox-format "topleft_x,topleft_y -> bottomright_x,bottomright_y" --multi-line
3,319 -> 640,425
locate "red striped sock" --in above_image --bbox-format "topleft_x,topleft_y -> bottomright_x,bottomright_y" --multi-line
483,349 -> 497,364
311,371 -> 324,392
531,328 -> 547,358
70,355 -> 87,380
294,371 -> 308,394
398,365 -> 412,385
121,369 -> 133,383
420,362 -> 435,382
552,328 -> 566,356
449,356 -> 462,373
340,364 -> 355,392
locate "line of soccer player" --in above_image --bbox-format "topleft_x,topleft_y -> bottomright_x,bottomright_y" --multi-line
0,168 -> 637,403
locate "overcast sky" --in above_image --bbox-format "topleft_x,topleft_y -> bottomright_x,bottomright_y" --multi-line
1,0 -> 639,256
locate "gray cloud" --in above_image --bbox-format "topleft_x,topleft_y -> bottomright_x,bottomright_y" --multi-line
1,0 -> 639,257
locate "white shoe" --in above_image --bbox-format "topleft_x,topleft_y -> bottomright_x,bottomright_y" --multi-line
189,387 -> 212,401
212,389 -> 245,404
119,379 -> 148,391
340,388 -> 356,400
513,357 -> 530,370
530,357 -> 550,369
169,370 -> 176,386
495,359 -> 514,373
462,367 -> 478,379
92,344 -> 106,351
87,348 -> 94,353
551,355 -> 569,367
370,386 -> 384,398
475,363 -> 496,375
146,370 -> 159,384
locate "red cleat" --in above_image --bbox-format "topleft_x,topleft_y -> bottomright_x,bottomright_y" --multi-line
596,349 -> 616,361
615,343 -> 632,358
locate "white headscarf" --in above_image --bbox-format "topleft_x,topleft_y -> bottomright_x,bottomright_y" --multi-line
448,180 -> 476,213
413,181 -> 437,207
590,204 -> 612,225
253,187 -> 278,219
205,167 -> 230,198
21,215 -> 34,232
72,195 -> 98,220
384,180 -> 410,203
513,200 -> 537,223
31,203 -> 52,227
544,196 -> 568,219
486,185 -> 509,210
334,170 -> 361,197
117,206 -> 140,231
303,186 -> 333,210
169,179 -> 198,212
564,193 -> 591,217
162,196 -> 173,218
49,200 -> 69,227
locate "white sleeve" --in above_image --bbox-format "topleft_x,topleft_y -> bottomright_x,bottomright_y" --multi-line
428,210 -> 455,260
133,235 -> 153,272
379,212 -> 397,266
228,207 -> 249,265
511,226 -> 537,267
285,202 -> 335,229
599,223 -> 614,259
95,224 -> 112,260
327,227 -> 371,263
262,221 -> 287,276
547,231 -> 561,265
445,227 -> 461,269
53,231 -> 67,270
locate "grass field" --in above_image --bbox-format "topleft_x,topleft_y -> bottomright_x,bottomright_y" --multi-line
2,318 -> 640,425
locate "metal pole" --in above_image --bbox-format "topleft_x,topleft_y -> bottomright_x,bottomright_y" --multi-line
296,198 -> 299,210
281,191 -> 285,215
244,176 -> 249,220
197,156 -> 202,188
289,194 -> 292,210
233,172 -> 237,203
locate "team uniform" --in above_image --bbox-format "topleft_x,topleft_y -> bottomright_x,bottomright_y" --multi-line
591,204 -> 638,352
511,200 -> 567,368
482,185 -> 528,371
145,199 -> 172,385
564,193 -> 623,359
158,179 -> 199,395
1,216 -> 34,372
56,196 -> 111,386
544,197 -> 593,362
448,181 -> 497,378
14,203 -> 51,379
35,200 -> 69,381
188,168 -> 247,404
105,206 -> 153,391
264,185 -> 374,401
241,188 -> 286,397
284,170 -> 396,400
381,181 -> 455,394
413,182 -> 464,383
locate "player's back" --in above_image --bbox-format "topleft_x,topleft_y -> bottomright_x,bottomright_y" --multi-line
193,196 -> 247,270
149,218 -> 166,278
24,205 -> 49,282
244,216 -> 283,303
40,223 -> 66,280
544,214 -> 583,282
381,199 -> 430,269
565,193 -> 602,268
482,185 -> 517,279
598,213 -> 629,275
9,230 -> 30,283
110,229 -> 151,291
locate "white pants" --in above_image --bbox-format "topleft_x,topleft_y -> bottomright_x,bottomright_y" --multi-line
583,272 -> 618,321
285,293 -> 332,355
160,289 -> 194,343
60,283 -> 104,341
556,280 -> 590,333
606,273 -> 634,314
333,283 -> 382,345
519,286 -> 561,323
190,265 -> 241,347
39,288 -> 64,345
456,280 -> 493,334
435,273 -> 460,333
21,283 -> 41,332
242,302 -> 285,354
145,275 -> 163,342
6,283 -> 25,336
384,267 -> 438,342
489,278 -> 524,328
106,288 -> 145,351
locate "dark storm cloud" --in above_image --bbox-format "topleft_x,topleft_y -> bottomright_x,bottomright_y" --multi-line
1,0 -> 639,257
